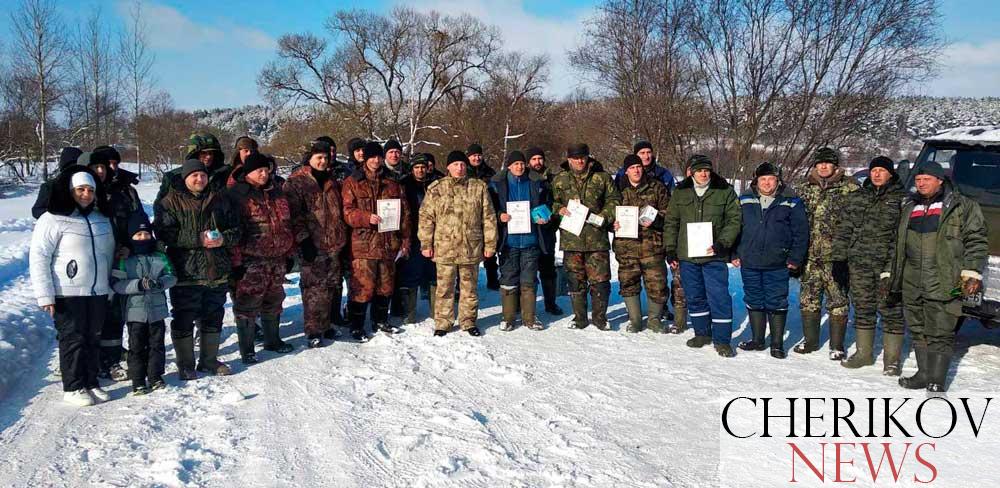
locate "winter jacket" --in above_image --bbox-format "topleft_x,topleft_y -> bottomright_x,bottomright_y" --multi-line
663,172 -> 741,263
153,179 -> 241,287
798,167 -> 859,264
401,170 -> 443,252
111,251 -> 177,324
32,155 -> 82,219
530,166 -> 560,255
105,168 -> 145,247
228,168 -> 295,264
551,159 -> 621,252
612,175 -> 671,259
156,161 -> 232,202
734,184 -> 809,270
831,176 -> 905,267
885,181 -> 989,301
489,169 -> 551,253
30,166 -> 116,307
468,162 -> 497,182
284,166 -> 348,256
419,176 -> 498,265
614,161 -> 676,193
383,161 -> 410,182
342,167 -> 411,261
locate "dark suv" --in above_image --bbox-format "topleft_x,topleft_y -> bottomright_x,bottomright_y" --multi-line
906,126 -> 1000,328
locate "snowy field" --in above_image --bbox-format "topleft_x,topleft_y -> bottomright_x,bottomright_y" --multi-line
1,179 -> 999,487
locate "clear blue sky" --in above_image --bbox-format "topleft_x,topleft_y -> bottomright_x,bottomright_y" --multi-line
1,0 -> 997,109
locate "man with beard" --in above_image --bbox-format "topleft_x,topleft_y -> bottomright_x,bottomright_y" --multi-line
526,147 -> 563,315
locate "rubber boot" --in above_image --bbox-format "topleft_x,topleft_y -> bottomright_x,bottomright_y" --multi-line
196,332 -> 232,376
881,333 -> 904,376
261,313 -> 294,353
623,295 -> 643,333
669,305 -> 687,334
842,328 -> 876,369
373,295 -> 401,334
172,334 -> 198,380
428,285 -> 437,322
348,301 -> 370,342
569,293 -> 588,329
541,276 -> 563,315
390,286 -> 405,318
500,287 -> 519,332
899,343 -> 929,389
828,314 -> 848,360
925,351 -> 952,393
769,311 -> 787,359
738,310 -> 768,351
794,311 -> 821,354
521,285 -> 543,330
403,287 -> 419,325
330,287 -> 347,326
646,300 -> 665,333
590,282 -> 611,331
235,318 -> 258,364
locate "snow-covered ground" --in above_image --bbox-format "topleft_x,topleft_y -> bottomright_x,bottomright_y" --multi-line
1,180 -> 999,487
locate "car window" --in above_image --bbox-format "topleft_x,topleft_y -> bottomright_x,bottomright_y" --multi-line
951,150 -> 1000,206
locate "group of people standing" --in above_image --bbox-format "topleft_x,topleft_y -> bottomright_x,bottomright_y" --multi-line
29,132 -> 989,407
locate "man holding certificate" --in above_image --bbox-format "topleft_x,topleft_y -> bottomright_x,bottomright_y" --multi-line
663,155 -> 741,357
612,155 -> 671,333
551,143 -> 621,330
419,151 -> 498,337
489,151 -> 553,332
342,141 -> 411,341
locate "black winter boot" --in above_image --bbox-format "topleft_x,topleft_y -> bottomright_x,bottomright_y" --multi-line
590,282 -> 611,331
738,310 -> 768,351
541,275 -> 563,315
769,311 -> 787,359
899,344 -> 929,389
235,318 -> 258,365
828,314 -> 848,360
794,311 -> 822,354
925,350 -> 952,393
348,301 -> 370,342
261,314 -> 294,353
569,293 -> 589,329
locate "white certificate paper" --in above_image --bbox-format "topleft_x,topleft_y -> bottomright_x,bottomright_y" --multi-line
559,199 -> 588,237
639,205 -> 659,226
615,206 -> 639,239
507,201 -> 531,234
377,199 -> 401,233
686,222 -> 714,258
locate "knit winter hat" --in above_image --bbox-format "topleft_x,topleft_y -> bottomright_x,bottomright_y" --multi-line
868,156 -> 895,175
93,145 -> 121,163
59,147 -> 83,171
915,161 -> 946,180
633,140 -> 653,154
126,211 -> 153,240
240,152 -> 271,175
234,136 -> 259,151
384,139 -> 403,153
309,140 -> 332,156
505,150 -> 526,166
566,143 -> 589,158
687,154 -> 713,172
466,143 -> 483,156
622,154 -> 643,171
447,150 -> 469,166
70,171 -> 96,190
181,159 -> 207,179
525,147 -> 545,161
754,162 -> 781,179
363,141 -> 384,160
812,147 -> 840,166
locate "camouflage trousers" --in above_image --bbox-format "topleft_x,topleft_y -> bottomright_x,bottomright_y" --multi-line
300,253 -> 343,336
434,263 -> 479,331
563,251 -> 611,295
849,264 -> 904,335
671,265 -> 686,308
799,259 -> 849,316
349,258 -> 395,303
234,258 -> 286,320
617,254 -> 668,303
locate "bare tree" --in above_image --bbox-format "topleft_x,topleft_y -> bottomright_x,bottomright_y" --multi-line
485,51 -> 549,158
119,0 -> 156,177
9,0 -> 67,179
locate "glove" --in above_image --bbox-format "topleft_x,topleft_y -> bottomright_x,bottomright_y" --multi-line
962,276 -> 983,298
231,265 -> 246,281
831,260 -> 849,291
285,257 -> 296,274
137,277 -> 152,292
711,242 -> 729,256
300,239 -> 318,263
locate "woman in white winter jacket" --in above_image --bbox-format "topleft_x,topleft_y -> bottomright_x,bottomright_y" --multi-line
30,164 -> 116,406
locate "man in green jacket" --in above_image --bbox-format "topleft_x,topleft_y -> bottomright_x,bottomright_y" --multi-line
663,155 -> 741,357
552,143 -> 621,330
884,161 -> 988,392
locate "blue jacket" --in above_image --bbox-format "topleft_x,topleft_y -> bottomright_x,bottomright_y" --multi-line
615,161 -> 675,193
735,184 -> 809,270
489,169 -> 551,254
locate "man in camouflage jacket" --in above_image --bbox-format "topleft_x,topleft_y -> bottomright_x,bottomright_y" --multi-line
419,150 -> 498,336
796,147 -> 859,359
157,133 -> 231,201
552,143 -> 621,330
832,156 -> 907,374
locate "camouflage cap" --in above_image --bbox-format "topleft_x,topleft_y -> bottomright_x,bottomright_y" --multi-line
812,147 -> 840,166
687,154 -> 713,171
186,132 -> 222,156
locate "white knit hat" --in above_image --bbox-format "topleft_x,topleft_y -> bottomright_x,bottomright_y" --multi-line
69,172 -> 96,191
